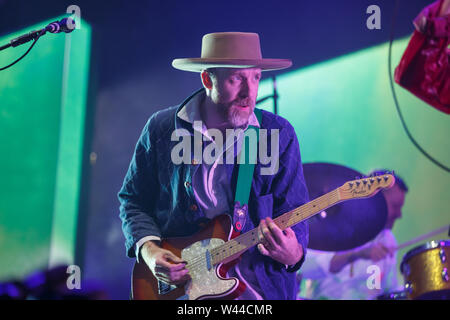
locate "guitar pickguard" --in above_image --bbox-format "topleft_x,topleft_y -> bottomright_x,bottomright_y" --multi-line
181,238 -> 238,300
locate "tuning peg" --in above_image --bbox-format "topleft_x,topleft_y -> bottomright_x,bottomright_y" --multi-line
369,178 -> 375,183
363,179 -> 368,185
349,182 -> 354,188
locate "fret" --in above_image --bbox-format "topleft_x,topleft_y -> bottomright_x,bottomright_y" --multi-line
211,189 -> 343,265
275,189 -> 340,230
211,232 -> 255,265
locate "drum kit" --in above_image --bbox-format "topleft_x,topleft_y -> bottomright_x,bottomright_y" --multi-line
302,162 -> 450,300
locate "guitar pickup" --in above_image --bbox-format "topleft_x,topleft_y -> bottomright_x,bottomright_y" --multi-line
206,249 -> 212,271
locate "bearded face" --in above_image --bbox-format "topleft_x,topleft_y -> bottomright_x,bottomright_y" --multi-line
207,68 -> 261,128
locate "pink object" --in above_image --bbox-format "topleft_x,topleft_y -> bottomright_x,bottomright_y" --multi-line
394,0 -> 450,114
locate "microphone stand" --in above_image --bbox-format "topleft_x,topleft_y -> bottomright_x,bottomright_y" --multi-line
256,76 -> 279,115
0,29 -> 45,52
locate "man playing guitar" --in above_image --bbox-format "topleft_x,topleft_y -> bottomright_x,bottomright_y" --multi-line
118,32 -> 309,300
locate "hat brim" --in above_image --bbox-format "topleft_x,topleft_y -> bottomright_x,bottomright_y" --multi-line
172,58 -> 292,72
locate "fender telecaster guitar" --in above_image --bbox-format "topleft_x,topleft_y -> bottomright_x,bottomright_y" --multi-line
131,174 -> 395,300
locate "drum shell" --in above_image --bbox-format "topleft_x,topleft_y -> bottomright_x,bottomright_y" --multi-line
400,240 -> 450,300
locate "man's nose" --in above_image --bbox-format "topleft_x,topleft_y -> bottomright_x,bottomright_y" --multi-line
239,79 -> 256,98
239,80 -> 250,98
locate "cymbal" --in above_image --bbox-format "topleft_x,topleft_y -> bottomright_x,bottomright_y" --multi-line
303,162 -> 388,252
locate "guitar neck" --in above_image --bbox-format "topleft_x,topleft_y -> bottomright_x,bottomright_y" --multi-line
210,188 -> 342,266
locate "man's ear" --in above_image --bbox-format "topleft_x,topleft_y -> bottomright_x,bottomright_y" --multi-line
201,70 -> 213,90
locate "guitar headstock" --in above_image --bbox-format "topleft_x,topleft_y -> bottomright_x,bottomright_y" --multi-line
338,173 -> 396,200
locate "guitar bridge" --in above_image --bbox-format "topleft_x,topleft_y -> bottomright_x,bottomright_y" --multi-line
158,280 -> 176,295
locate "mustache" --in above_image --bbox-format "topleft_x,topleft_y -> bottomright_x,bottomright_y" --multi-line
234,99 -> 254,106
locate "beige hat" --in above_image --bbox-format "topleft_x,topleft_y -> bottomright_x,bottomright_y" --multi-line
172,32 -> 292,72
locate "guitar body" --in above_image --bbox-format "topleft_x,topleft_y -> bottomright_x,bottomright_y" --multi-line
131,214 -> 246,300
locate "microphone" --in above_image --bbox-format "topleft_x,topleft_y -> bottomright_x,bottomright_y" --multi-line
4,17 -> 76,49
45,18 -> 76,34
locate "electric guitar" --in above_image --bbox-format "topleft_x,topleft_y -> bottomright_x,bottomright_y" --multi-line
131,174 -> 395,300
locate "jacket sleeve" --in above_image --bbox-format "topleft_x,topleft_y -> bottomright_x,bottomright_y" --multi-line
394,0 -> 450,114
270,122 -> 310,272
118,114 -> 162,258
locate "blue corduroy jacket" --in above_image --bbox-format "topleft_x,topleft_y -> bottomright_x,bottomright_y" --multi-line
118,88 -> 309,300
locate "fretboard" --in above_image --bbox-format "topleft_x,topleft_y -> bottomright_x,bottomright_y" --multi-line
210,188 -> 342,265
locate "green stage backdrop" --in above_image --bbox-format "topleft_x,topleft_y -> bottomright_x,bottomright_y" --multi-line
0,17 -> 90,281
258,36 -> 450,287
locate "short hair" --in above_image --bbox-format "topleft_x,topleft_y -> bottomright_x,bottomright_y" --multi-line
368,169 -> 408,192
203,68 -> 218,80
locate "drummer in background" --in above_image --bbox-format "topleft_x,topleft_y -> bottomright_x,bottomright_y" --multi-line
298,170 -> 408,300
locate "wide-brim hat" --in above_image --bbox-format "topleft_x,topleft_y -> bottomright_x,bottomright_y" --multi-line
172,32 -> 292,72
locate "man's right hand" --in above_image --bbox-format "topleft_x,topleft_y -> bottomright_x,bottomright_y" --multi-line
140,241 -> 191,285
358,243 -> 394,262
330,243 -> 394,273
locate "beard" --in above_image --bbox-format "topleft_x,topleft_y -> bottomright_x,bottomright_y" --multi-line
227,104 -> 254,128
210,90 -> 255,128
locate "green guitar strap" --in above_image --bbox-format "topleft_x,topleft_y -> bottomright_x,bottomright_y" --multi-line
232,108 -> 262,233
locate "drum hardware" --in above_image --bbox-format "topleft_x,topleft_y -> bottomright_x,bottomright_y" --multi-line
442,268 -> 449,282
377,290 -> 408,300
439,249 -> 446,263
404,282 -> 413,295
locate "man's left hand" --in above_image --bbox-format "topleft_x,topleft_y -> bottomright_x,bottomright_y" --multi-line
257,217 -> 303,266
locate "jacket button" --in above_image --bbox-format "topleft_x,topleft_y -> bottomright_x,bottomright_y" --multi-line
184,181 -> 191,188
189,204 -> 198,211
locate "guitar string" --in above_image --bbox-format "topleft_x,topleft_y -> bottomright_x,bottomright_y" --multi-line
185,189 -> 340,272
184,189 -> 341,274
184,186 -> 366,273
181,178 -> 388,273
